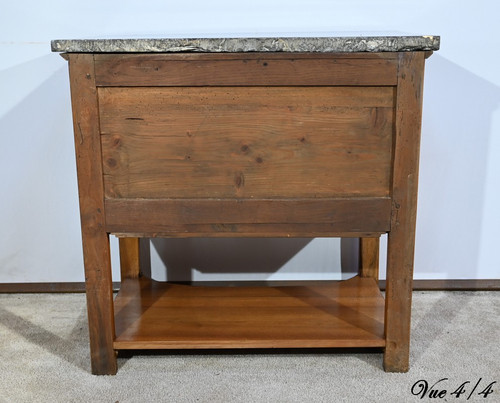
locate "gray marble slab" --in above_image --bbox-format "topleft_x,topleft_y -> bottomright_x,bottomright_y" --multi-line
51,36 -> 439,53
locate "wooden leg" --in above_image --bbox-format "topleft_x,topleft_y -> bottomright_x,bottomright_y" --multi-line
69,54 -> 117,375
83,232 -> 117,375
359,237 -> 379,280
383,52 -> 425,372
384,228 -> 415,372
119,237 -> 141,280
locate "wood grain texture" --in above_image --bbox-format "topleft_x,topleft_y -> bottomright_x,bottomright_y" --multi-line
359,237 -> 380,280
113,276 -> 386,349
94,53 -> 398,87
99,86 -> 395,199
68,54 -> 117,375
383,52 -> 426,373
119,238 -> 141,279
104,197 -> 392,236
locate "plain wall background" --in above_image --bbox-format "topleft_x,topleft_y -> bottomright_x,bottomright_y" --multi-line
0,0 -> 499,283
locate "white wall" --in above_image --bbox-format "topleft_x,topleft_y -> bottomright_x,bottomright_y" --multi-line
1,0 -> 499,282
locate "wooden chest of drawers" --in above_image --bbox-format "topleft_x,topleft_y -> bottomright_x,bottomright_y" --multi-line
54,36 -> 438,374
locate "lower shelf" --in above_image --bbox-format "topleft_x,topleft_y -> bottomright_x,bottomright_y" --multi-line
113,276 -> 386,349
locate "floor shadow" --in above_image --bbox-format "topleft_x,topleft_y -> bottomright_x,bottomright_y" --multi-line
118,346 -> 384,358
410,292 -> 469,366
117,346 -> 385,371
0,304 -> 90,372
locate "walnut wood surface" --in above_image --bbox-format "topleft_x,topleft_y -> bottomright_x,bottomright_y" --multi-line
68,54 -> 117,375
94,53 -> 398,87
99,86 -> 394,199
104,198 -> 391,236
113,276 -> 386,349
118,238 -> 140,279
383,52 -> 425,372
359,237 -> 380,280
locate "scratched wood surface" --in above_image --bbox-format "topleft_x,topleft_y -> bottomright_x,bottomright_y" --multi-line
99,86 -> 394,199
113,276 -> 386,349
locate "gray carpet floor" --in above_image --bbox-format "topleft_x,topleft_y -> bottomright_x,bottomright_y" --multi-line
0,290 -> 499,402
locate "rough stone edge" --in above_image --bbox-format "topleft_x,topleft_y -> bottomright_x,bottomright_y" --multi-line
51,36 -> 440,53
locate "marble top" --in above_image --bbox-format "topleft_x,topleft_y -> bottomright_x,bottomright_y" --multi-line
51,36 -> 439,53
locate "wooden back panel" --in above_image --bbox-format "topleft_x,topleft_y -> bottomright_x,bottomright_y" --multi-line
99,86 -> 394,199
91,53 -> 398,236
